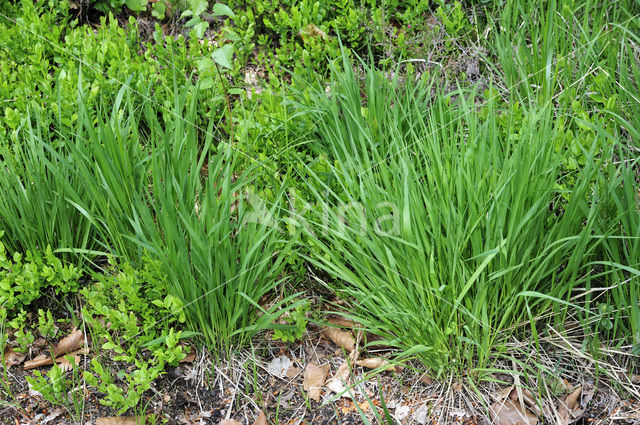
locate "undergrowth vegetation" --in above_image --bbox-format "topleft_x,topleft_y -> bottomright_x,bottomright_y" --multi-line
0,0 -> 639,420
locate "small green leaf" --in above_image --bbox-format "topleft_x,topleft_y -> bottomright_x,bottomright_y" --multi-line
193,0 -> 208,15
212,45 -> 234,69
212,3 -> 235,18
152,2 -> 166,19
193,21 -> 209,38
125,0 -> 148,11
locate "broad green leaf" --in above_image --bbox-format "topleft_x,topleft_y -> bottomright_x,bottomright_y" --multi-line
212,3 -> 235,18
212,44 -> 234,69
193,21 -> 209,38
151,2 -> 166,19
125,0 -> 148,11
193,0 -> 208,15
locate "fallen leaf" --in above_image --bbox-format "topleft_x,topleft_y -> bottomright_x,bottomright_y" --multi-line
41,407 -> 65,424
322,327 -> 355,352
490,388 -> 538,425
266,355 -> 293,378
395,405 -> 411,421
326,350 -> 357,398
303,363 -> 329,402
452,381 -> 463,391
328,316 -> 357,328
24,346 -> 88,370
286,366 -> 300,379
219,420 -> 243,425
252,411 -> 267,425
631,375 -> 640,384
57,355 -> 80,372
341,399 -> 370,414
52,329 -> 84,357
564,386 -> 581,409
178,344 -> 196,363
24,355 -> 53,370
356,357 -> 402,373
24,330 -> 85,370
96,417 -> 146,425
325,377 -> 352,398
3,347 -> 26,368
557,386 -> 582,425
419,372 -> 433,385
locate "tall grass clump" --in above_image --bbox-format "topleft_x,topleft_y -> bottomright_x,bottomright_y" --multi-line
1,81 -> 297,353
300,61 -> 612,377
492,0 -> 638,104
0,110 -> 98,261
71,86 -> 298,352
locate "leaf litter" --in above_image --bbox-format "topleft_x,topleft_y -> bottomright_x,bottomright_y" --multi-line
4,313 -> 640,424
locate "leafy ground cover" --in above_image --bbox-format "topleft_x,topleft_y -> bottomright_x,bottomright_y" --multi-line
1,0 -> 639,424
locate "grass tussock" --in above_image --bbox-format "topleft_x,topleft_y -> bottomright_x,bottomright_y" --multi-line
299,58 -> 639,376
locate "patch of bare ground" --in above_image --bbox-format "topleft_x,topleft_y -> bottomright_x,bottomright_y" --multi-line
3,316 -> 639,425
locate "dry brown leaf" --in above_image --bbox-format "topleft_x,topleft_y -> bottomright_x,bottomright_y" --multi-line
3,347 -> 26,368
24,345 -> 88,370
219,419 -> 243,425
631,375 -> 640,384
252,411 -> 267,425
356,357 -> 402,373
493,386 -> 514,401
340,399 -> 370,414
41,407 -> 65,424
565,386 -> 581,410
490,389 -> 538,425
419,372 -> 433,385
322,327 -> 355,352
23,354 -> 53,370
180,345 -> 196,363
326,350 -> 358,398
303,363 -> 329,402
335,359 -> 351,381
286,366 -> 300,379
52,329 -> 84,357
557,386 -> 582,425
96,417 -> 146,425
57,355 -> 80,372
24,330 -> 85,370
328,316 -> 358,328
